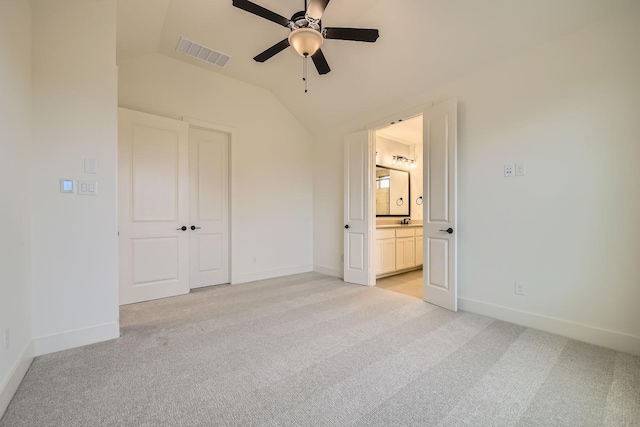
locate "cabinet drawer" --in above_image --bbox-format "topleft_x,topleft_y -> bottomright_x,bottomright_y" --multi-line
415,228 -> 423,236
376,229 -> 395,239
396,228 -> 415,238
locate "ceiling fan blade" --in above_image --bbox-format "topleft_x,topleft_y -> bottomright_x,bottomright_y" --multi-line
324,27 -> 379,43
306,0 -> 330,20
253,38 -> 290,62
232,0 -> 290,27
311,49 -> 331,75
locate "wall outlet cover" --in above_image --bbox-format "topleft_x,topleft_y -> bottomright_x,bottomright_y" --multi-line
515,281 -> 526,296
516,162 -> 526,176
504,164 -> 515,177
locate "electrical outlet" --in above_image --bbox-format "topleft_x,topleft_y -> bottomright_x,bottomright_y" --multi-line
515,162 -> 526,176
504,164 -> 515,177
252,256 -> 257,264
514,281 -> 526,296
340,254 -> 344,262
4,328 -> 9,351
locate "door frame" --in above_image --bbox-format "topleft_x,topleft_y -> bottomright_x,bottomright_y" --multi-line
182,117 -> 235,284
364,100 -> 458,311
364,102 -> 436,290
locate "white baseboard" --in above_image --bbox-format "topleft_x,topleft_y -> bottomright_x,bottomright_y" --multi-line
233,265 -> 313,285
459,297 -> 640,356
313,264 -> 342,278
34,322 -> 120,357
0,340 -> 34,419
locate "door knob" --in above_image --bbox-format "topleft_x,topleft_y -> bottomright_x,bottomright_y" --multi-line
190,225 -> 202,230
439,227 -> 454,234
177,226 -> 187,231
344,225 -> 350,229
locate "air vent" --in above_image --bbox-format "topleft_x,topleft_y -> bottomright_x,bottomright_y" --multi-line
176,37 -> 231,68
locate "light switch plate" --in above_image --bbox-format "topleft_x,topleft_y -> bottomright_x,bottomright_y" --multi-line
84,159 -> 97,174
60,179 -> 74,193
78,180 -> 98,195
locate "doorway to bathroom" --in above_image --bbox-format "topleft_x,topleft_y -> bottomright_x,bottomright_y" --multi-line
373,116 -> 424,299
343,98 -> 458,311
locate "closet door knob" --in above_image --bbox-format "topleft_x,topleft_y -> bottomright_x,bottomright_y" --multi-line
344,225 -> 350,229
190,225 -> 201,230
177,226 -> 187,231
439,227 -> 454,234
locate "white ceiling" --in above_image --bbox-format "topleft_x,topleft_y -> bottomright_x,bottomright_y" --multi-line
117,0 -> 636,131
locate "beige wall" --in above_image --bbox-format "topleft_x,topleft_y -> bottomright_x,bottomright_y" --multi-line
118,53 -> 314,284
30,0 -> 119,354
0,0 -> 33,413
313,8 -> 640,354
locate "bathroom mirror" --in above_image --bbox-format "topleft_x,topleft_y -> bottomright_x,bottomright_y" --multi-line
376,166 -> 410,216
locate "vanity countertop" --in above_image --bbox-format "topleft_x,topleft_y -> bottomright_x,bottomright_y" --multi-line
376,224 -> 422,229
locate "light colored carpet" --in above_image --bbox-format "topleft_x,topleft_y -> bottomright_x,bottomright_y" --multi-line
1,272 -> 639,426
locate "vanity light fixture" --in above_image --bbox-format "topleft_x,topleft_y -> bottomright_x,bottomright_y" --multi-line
391,156 -> 416,169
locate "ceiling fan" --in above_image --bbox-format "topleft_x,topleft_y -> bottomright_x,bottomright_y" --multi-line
232,0 -> 379,75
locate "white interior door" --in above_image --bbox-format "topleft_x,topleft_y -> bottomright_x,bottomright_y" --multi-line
188,127 -> 230,288
344,130 -> 374,285
118,108 -> 190,305
423,98 -> 458,311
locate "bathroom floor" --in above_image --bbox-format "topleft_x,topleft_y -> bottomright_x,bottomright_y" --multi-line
375,269 -> 423,299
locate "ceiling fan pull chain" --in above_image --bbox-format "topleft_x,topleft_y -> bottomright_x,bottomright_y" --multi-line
303,55 -> 308,93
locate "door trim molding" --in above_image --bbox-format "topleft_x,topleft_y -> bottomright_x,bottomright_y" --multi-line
182,117 -> 235,134
365,101 -> 434,132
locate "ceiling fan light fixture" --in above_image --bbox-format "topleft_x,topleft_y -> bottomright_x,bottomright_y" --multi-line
288,28 -> 323,57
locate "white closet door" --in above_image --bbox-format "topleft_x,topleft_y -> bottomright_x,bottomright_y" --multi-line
118,108 -> 190,305
188,127 -> 230,288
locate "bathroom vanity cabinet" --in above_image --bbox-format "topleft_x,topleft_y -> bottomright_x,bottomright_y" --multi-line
375,225 -> 423,277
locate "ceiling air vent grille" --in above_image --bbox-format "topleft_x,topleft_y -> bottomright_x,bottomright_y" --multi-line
176,37 -> 230,67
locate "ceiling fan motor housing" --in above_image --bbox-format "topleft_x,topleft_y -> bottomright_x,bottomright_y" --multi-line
291,10 -> 320,31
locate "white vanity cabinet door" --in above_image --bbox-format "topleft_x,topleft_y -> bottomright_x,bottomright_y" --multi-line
376,228 -> 396,275
381,239 -> 396,273
415,227 -> 424,266
376,239 -> 396,274
396,237 -> 416,270
415,235 -> 424,266
375,239 -> 384,275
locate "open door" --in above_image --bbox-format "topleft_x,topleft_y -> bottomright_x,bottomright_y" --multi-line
423,98 -> 458,311
343,131 -> 374,285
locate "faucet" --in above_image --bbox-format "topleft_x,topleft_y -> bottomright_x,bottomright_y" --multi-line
401,218 -> 410,225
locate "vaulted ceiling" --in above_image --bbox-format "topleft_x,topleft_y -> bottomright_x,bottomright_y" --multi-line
117,0 -> 635,131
